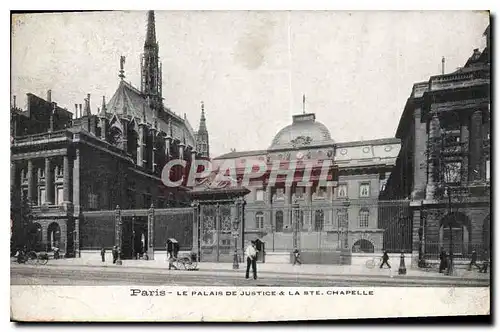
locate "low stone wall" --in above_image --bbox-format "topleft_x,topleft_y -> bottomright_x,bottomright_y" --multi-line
350,253 -> 413,268
290,250 -> 351,265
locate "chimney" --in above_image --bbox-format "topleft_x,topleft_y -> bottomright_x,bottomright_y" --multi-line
79,104 -> 83,118
74,104 -> 78,119
441,56 -> 445,75
13,95 -> 16,109
47,90 -> 52,103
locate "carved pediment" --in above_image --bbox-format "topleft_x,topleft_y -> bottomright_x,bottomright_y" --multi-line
290,136 -> 312,147
195,172 -> 238,190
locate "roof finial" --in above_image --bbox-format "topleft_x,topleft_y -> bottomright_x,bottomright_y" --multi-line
441,56 -> 445,75
102,96 -> 107,112
119,55 -> 126,80
168,118 -> 173,137
302,94 -> 306,114
86,93 -> 91,116
145,11 -> 157,48
198,101 -> 207,133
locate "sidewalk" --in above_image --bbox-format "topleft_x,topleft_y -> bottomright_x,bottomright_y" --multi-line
46,257 -> 490,281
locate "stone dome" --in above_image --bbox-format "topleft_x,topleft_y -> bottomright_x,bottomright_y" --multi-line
270,113 -> 334,148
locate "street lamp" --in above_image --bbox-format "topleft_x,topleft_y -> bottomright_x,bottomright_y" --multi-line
132,216 -> 136,259
292,199 -> 299,250
232,198 -> 242,270
342,199 -> 351,249
444,187 -> 454,276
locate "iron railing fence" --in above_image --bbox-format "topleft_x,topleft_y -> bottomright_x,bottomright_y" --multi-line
243,199 -> 411,253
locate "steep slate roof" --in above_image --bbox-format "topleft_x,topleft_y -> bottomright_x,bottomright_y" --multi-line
214,149 -> 268,160
106,80 -> 196,147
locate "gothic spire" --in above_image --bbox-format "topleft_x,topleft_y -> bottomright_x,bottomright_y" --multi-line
101,96 -> 107,112
145,10 -> 157,48
141,10 -> 161,102
198,101 -> 207,133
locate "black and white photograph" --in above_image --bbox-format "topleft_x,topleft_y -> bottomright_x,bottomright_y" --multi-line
9,9 -> 491,321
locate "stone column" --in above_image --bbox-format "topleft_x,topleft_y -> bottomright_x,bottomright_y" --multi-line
460,114 -> 470,183
469,110 -> 483,181
63,155 -> 70,203
165,135 -> 172,161
74,218 -> 80,258
284,186 -> 292,229
115,205 -> 122,248
45,158 -> 53,204
411,207 -> 421,268
191,149 -> 197,174
27,159 -> 34,203
137,126 -> 145,167
147,204 -> 155,260
100,117 -> 107,141
425,113 -> 440,200
60,221 -> 67,257
179,142 -> 185,161
151,131 -> 157,173
10,161 -> 16,191
412,108 -> 428,199
305,186 -> 312,231
192,202 -> 200,259
72,149 -> 80,213
266,186 -> 272,231
41,224 -> 48,251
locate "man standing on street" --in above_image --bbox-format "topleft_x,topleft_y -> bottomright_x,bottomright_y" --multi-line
468,250 -> 481,271
292,247 -> 302,265
439,247 -> 447,273
101,247 -> 106,263
379,250 -> 391,269
112,246 -> 118,264
245,241 -> 257,280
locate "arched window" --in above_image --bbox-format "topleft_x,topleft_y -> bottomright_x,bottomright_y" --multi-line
275,210 -> 284,232
337,208 -> 348,228
255,212 -> 264,229
352,239 -> 374,253
314,210 -> 324,232
359,209 -> 369,228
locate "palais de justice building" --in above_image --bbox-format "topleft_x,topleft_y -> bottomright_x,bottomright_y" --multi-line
214,112 -> 401,255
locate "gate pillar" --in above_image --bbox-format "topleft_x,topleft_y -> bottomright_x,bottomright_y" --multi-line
147,204 -> 155,260
114,205 -> 122,248
192,201 -> 200,260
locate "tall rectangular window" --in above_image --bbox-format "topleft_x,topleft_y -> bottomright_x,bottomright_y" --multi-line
295,187 -> 304,199
255,189 -> 264,201
276,188 -> 285,201
57,187 -> 64,205
486,159 -> 490,181
39,188 -> 46,205
444,162 -> 461,184
358,209 -> 369,228
337,184 -> 347,198
88,193 -> 98,210
359,183 -> 370,197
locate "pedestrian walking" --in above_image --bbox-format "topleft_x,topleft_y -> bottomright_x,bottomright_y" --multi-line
112,246 -> 118,264
439,247 -> 447,273
245,241 -> 258,280
292,248 -> 302,265
468,250 -> 481,271
100,247 -> 106,263
479,250 -> 489,273
379,251 -> 391,269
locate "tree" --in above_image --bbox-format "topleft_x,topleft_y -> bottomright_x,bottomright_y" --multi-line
11,186 -> 33,253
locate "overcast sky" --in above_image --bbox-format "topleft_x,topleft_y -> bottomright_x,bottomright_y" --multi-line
11,11 -> 489,157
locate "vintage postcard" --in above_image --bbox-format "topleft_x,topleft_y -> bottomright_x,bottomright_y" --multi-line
10,10 -> 490,322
